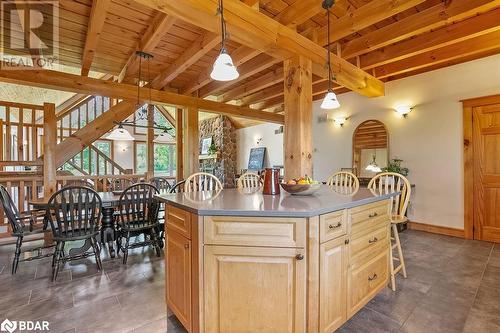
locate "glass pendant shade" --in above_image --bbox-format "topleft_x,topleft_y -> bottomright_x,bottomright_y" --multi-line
321,90 -> 341,109
154,132 -> 175,144
210,50 -> 239,81
106,125 -> 135,141
365,154 -> 381,173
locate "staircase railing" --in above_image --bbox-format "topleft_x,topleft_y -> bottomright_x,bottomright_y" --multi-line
63,144 -> 128,176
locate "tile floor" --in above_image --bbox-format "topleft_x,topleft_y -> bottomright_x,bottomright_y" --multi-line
0,230 -> 499,332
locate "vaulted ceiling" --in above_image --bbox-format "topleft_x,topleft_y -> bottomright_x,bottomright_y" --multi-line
1,0 -> 499,127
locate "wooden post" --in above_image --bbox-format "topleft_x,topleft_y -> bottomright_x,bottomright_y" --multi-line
184,106 -> 199,177
43,103 -> 57,197
283,55 -> 313,180
176,108 -> 184,181
146,104 -> 155,180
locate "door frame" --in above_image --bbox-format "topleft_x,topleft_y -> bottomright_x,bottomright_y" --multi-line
462,94 -> 500,240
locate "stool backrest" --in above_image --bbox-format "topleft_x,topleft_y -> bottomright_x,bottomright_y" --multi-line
47,186 -> 102,239
184,172 -> 223,193
237,172 -> 262,189
170,180 -> 186,193
327,171 -> 359,193
368,172 -> 411,217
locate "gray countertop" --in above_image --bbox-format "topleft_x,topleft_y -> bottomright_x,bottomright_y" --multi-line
155,186 -> 394,218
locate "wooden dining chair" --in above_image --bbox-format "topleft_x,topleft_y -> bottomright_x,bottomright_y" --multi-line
327,171 -> 359,193
170,180 -> 186,193
368,172 -> 411,291
237,172 -> 262,189
149,177 -> 174,248
150,176 -> 173,193
116,183 -> 161,264
184,172 -> 223,193
46,186 -> 103,281
0,186 -> 51,274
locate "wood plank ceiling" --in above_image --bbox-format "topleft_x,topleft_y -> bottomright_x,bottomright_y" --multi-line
2,0 -> 500,128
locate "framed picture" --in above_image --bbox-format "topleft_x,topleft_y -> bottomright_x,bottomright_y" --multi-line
248,147 -> 266,170
201,137 -> 213,155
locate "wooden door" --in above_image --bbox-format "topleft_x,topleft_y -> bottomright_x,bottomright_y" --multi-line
472,102 -> 500,242
319,237 -> 347,333
166,230 -> 192,331
204,245 -> 306,333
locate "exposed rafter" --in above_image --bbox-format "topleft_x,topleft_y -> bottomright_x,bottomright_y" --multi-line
118,12 -> 177,83
81,0 -> 112,76
136,0 -> 384,97
341,0 -> 500,59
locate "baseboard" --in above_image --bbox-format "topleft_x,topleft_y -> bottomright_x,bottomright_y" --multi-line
408,221 -> 465,238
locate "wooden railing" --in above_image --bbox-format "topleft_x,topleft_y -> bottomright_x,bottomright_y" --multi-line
56,95 -> 114,143
64,144 -> 128,176
0,101 -> 45,168
0,173 -> 176,239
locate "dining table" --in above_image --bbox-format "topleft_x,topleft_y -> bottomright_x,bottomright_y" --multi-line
28,191 -> 123,258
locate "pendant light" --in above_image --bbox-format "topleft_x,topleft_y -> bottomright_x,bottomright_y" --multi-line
321,0 -> 340,110
106,124 -> 135,141
154,131 -> 175,144
210,0 -> 239,81
365,150 -> 382,173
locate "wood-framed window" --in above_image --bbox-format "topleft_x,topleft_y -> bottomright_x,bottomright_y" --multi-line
134,140 -> 176,176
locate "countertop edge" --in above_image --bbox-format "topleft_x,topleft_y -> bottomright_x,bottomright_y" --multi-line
155,192 -> 394,218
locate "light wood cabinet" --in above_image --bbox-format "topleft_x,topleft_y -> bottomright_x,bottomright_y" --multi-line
166,230 -> 192,332
347,249 -> 389,317
319,236 -> 347,333
204,245 -> 306,333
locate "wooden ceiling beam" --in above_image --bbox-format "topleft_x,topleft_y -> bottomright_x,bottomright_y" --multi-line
359,8 -> 500,70
341,0 -> 500,59
81,0 -> 112,76
373,30 -> 500,79
136,0 -> 384,97
317,0 -> 427,46
240,83 -> 284,106
0,66 -> 284,124
198,54 -> 282,97
151,32 -> 220,89
118,12 -> 177,83
219,67 -> 284,103
274,0 -> 325,29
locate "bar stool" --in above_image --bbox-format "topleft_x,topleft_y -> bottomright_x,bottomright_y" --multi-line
368,172 -> 411,291
237,172 -> 262,190
327,171 -> 359,194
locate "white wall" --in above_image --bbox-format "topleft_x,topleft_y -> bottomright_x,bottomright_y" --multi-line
237,123 -> 284,171
236,54 -> 500,230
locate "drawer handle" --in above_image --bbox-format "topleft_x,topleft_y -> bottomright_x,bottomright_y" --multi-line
368,273 -> 378,281
368,237 -> 378,244
295,254 -> 304,261
368,212 -> 379,218
329,222 -> 342,229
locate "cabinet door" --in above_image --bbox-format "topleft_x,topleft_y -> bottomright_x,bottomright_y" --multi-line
166,230 -> 192,331
204,246 -> 306,333
320,237 -> 347,333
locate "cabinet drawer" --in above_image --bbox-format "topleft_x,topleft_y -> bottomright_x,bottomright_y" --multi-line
348,250 -> 389,317
349,226 -> 389,263
166,205 -> 192,239
204,216 -> 306,248
320,210 -> 347,243
349,200 -> 390,236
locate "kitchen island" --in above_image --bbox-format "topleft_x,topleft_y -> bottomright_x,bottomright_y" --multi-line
156,187 -> 395,333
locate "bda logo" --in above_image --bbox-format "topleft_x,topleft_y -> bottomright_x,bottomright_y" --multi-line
0,319 -> 17,333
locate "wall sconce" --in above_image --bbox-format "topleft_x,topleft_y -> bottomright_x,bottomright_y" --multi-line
334,116 -> 348,127
395,105 -> 413,118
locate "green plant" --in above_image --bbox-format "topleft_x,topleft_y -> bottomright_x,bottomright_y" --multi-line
208,142 -> 218,155
382,158 -> 409,176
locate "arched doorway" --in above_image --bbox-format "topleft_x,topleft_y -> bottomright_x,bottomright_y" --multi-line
352,120 -> 389,179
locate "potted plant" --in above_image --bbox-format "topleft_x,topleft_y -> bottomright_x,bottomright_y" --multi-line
382,158 -> 409,176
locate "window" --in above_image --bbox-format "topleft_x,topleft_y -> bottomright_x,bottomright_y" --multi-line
134,142 -> 176,176
134,105 -> 175,135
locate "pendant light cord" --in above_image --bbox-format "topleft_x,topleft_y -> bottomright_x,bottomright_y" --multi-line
219,0 -> 227,51
137,54 -> 142,106
327,7 -> 332,92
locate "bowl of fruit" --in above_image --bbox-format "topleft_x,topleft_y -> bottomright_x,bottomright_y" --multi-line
280,176 -> 321,196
